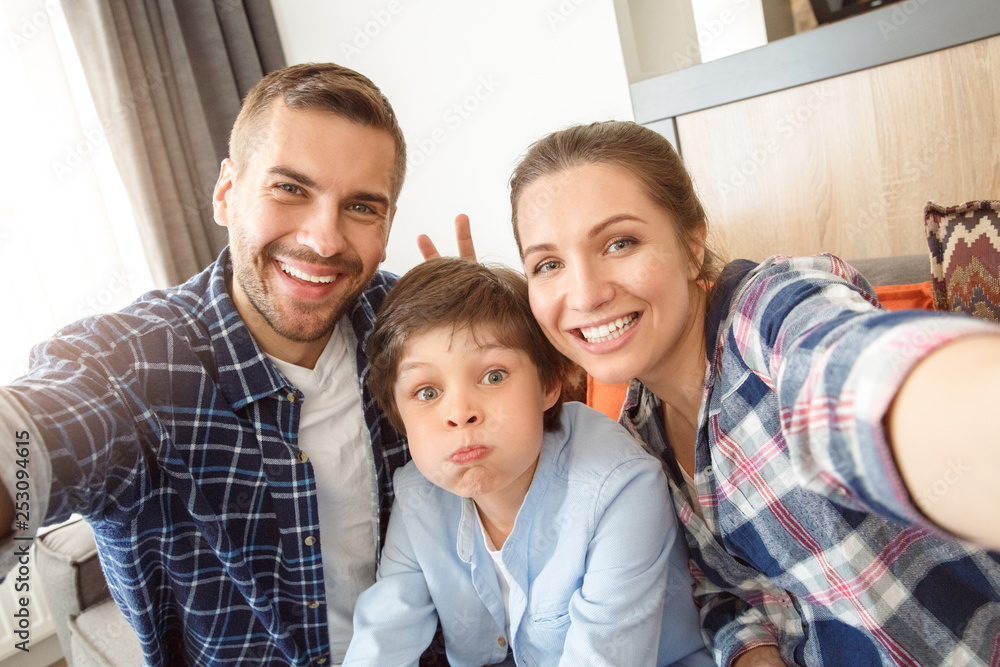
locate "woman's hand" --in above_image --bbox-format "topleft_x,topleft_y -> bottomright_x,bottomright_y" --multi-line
417,214 -> 477,262
732,645 -> 787,667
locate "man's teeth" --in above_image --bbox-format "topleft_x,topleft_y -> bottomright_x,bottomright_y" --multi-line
279,262 -> 337,284
579,314 -> 637,343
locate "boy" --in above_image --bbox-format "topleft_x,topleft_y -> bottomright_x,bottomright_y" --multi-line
344,258 -> 712,666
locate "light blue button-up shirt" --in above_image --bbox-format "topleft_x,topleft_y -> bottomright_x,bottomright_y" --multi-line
344,402 -> 713,667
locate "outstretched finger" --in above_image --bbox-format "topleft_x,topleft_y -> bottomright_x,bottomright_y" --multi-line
417,234 -> 441,261
453,214 -> 477,262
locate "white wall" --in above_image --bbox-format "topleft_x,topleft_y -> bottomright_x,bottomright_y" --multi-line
271,0 -> 634,275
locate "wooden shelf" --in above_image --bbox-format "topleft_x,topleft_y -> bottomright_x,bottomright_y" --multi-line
630,0 -> 1000,125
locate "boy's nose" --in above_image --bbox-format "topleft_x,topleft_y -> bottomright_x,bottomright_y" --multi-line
445,397 -> 482,428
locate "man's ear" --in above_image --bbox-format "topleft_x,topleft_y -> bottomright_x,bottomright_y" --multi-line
213,159 -> 236,228
381,205 -> 397,263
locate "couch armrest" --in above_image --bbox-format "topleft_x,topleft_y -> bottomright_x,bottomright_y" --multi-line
33,517 -> 113,662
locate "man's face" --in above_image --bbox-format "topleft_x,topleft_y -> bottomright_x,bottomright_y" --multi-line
213,103 -> 397,367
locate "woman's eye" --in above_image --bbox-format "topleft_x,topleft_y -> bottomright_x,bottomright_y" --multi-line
482,370 -> 507,385
415,387 -> 440,401
533,260 -> 560,275
607,238 -> 634,253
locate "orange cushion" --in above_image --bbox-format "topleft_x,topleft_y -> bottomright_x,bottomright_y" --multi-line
873,281 -> 934,311
585,281 -> 935,418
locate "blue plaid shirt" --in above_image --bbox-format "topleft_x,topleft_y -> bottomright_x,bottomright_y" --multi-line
6,248 -> 413,666
621,255 -> 1000,666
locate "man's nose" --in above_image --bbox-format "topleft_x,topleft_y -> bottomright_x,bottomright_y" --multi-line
297,206 -> 349,258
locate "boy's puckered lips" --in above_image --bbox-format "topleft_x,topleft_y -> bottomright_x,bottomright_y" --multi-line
449,445 -> 489,465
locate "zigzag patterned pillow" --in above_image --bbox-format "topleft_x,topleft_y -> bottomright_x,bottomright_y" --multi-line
924,200 -> 1000,323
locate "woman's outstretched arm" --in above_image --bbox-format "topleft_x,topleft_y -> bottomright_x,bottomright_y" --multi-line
887,335 -> 1000,552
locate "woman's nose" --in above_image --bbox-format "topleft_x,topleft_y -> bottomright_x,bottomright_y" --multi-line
567,261 -> 614,312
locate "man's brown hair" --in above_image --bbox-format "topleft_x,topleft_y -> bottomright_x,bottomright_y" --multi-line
229,62 -> 407,205
368,258 -> 574,434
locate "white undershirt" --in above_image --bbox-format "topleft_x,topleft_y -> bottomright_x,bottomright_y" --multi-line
477,511 -> 513,644
267,316 -> 377,664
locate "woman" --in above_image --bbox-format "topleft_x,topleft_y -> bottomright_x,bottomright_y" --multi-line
423,121 -> 1000,666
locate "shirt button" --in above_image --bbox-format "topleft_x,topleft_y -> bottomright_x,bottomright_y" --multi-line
286,392 -> 298,402
297,451 -> 309,463
304,536 -> 316,546
497,637 -> 506,648
316,658 -> 327,665
308,600 -> 320,609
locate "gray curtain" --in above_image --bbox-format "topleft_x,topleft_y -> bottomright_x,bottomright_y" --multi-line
62,0 -> 286,287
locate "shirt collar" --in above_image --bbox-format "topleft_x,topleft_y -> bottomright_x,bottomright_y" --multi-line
202,248 -> 392,411
201,247 -> 294,410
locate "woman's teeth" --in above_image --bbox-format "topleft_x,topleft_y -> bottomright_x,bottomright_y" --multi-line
579,314 -> 637,343
279,262 -> 337,284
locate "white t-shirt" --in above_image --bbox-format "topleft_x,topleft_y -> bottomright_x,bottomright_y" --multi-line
478,511 -> 514,645
267,316 -> 378,663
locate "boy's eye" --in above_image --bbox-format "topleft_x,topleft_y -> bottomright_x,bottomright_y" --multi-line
482,370 -> 507,385
415,387 -> 440,401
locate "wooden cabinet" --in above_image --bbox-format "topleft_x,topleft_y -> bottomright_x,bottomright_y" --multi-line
627,0 -> 1000,260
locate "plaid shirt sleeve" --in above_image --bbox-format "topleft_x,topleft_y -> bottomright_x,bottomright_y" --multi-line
739,254 -> 1000,527
0,257 -> 424,666
627,254 -> 1000,666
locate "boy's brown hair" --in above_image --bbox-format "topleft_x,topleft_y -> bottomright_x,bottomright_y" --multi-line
368,258 -> 574,434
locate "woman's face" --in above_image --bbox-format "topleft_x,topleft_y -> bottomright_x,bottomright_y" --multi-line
517,163 -> 704,387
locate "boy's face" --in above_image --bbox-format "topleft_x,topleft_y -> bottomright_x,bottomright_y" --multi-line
394,326 -> 561,507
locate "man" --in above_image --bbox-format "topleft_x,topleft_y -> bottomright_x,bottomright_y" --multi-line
0,63 -> 431,666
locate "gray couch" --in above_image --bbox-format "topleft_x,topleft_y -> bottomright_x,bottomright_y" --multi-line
34,518 -> 143,666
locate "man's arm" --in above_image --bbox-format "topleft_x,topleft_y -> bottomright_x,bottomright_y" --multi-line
0,390 -> 54,578
888,335 -> 1000,552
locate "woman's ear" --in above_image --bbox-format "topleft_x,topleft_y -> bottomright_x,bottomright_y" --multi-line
688,220 -> 708,280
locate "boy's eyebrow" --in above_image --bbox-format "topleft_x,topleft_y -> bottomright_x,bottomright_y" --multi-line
396,360 -> 432,377
395,343 -> 518,377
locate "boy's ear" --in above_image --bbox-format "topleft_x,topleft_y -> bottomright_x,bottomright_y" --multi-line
543,380 -> 562,412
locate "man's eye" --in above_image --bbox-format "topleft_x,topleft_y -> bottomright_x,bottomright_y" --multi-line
482,370 -> 506,385
350,203 -> 373,214
415,387 -> 440,401
277,183 -> 302,195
